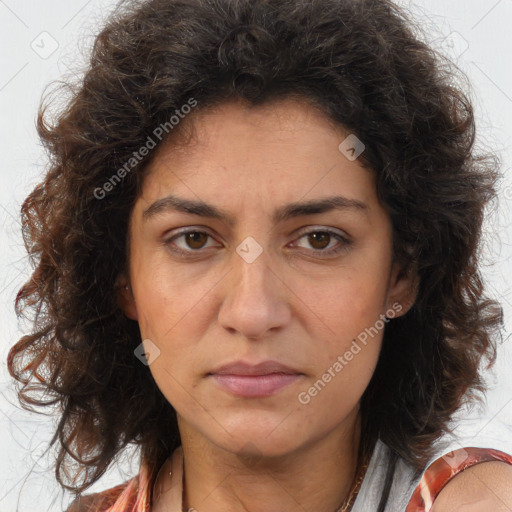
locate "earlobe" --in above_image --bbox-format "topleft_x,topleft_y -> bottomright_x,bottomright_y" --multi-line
115,273 -> 139,321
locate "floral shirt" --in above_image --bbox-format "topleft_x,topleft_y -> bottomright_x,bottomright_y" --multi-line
69,442 -> 512,512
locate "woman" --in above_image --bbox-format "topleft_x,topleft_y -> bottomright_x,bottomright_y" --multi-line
7,0 -> 512,510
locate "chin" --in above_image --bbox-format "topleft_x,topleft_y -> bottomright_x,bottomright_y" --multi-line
207,417 -> 308,460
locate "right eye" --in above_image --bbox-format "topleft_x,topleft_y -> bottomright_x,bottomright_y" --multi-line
164,228 -> 220,257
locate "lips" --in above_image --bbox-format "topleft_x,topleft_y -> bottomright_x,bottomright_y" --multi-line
210,360 -> 302,376
207,360 -> 304,397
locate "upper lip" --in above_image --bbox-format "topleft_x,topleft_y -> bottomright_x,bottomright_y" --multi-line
208,360 -> 302,376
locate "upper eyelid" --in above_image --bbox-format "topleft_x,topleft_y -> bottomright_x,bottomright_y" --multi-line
166,225 -> 350,240
294,225 -> 350,239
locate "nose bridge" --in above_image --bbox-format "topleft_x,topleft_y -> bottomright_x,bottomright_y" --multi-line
235,238 -> 270,294
230,237 -> 274,309
218,236 -> 290,339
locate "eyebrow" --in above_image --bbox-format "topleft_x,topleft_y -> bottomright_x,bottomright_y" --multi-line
142,194 -> 368,225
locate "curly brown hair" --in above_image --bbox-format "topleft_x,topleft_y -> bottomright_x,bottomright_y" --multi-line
7,0 -> 503,510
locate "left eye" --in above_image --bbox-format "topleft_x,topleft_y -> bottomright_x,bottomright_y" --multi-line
292,228 -> 350,255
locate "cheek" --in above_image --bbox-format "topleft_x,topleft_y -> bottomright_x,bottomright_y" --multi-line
298,321 -> 384,415
287,264 -> 389,394
294,269 -> 388,341
131,263 -> 214,378
131,253 -> 203,337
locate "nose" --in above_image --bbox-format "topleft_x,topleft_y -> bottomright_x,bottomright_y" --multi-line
217,246 -> 292,341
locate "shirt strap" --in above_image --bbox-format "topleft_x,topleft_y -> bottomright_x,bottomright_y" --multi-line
405,446 -> 512,512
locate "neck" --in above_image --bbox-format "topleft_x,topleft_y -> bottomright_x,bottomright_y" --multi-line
175,408 -> 362,512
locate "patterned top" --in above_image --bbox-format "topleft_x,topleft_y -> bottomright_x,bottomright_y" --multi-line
68,444 -> 512,512
405,446 -> 512,511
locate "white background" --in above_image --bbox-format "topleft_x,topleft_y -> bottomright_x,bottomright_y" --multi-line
1,1 -> 511,511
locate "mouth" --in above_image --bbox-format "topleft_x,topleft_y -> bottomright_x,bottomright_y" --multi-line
207,360 -> 304,398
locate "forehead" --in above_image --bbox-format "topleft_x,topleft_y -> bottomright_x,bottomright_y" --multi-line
136,97 -> 378,215
149,96 -> 350,159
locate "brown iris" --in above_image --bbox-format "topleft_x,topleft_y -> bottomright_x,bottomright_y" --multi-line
307,232 -> 331,250
185,232 -> 208,249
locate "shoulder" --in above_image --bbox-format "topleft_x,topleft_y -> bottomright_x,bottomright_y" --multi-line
406,445 -> 512,512
65,480 -> 133,512
65,492 -> 105,512
64,459 -> 156,512
431,461 -> 512,512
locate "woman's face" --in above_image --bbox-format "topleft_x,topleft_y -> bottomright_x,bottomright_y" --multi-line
121,97 -> 415,458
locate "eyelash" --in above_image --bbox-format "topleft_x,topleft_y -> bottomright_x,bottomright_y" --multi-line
163,227 -> 352,258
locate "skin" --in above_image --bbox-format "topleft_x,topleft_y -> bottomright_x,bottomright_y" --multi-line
117,95 -> 424,512
430,461 -> 512,512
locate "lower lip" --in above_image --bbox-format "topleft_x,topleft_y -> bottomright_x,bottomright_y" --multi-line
210,373 -> 302,397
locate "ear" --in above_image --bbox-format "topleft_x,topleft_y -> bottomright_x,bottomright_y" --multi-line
115,273 -> 139,321
385,261 -> 418,318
